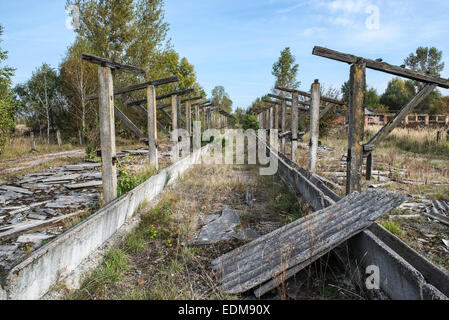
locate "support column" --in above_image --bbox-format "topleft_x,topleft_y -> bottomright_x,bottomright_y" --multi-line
291,93 -> 299,161
186,101 -> 192,136
366,152 -> 373,181
171,95 -> 178,131
176,96 -> 182,130
346,61 -> 366,195
274,104 -> 280,130
281,101 -> 286,155
30,132 -> 36,151
98,66 -> 117,204
56,130 -> 62,148
309,80 -> 320,173
147,85 -> 158,169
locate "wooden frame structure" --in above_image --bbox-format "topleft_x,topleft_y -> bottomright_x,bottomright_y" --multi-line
82,54 -> 179,203
312,46 -> 449,194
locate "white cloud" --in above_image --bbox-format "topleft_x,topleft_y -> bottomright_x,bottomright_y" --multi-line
326,0 -> 371,14
300,27 -> 327,36
330,16 -> 355,26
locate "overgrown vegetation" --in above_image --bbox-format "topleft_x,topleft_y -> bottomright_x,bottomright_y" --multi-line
117,156 -> 157,197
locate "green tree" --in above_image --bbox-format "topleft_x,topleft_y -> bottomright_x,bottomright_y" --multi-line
68,0 -> 169,74
0,25 -> 16,153
272,47 -> 300,92
15,64 -> 62,144
59,37 -> 97,141
380,78 -> 415,112
404,47 -> 445,113
211,86 -> 232,113
366,88 -> 381,111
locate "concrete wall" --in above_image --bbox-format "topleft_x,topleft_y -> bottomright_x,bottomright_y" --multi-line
0,145 -> 209,300
258,134 -> 448,300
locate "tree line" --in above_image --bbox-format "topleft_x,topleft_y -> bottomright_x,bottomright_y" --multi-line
0,0 -> 234,154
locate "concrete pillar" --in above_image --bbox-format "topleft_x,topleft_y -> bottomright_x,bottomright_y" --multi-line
346,62 -> 366,195
147,85 -> 158,169
309,80 -> 320,173
98,66 -> 117,204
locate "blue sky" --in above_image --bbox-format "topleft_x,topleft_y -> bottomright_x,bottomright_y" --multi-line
1,0 -> 449,110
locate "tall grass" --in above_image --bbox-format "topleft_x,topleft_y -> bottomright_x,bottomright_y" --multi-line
365,125 -> 449,157
0,136 -> 76,161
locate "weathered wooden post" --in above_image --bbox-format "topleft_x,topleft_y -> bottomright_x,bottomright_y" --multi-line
30,132 -> 36,151
147,85 -> 158,169
56,130 -> 62,148
206,108 -> 211,129
186,101 -> 192,135
78,130 -> 83,145
274,104 -> 280,130
98,66 -> 117,204
437,131 -> 441,143
281,101 -> 286,154
171,95 -> 178,131
346,61 -> 366,195
291,93 -> 299,161
176,96 -> 182,131
309,80 -> 320,173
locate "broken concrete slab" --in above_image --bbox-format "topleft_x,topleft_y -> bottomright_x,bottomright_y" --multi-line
65,181 -> 102,190
42,174 -> 81,183
212,190 -> 407,296
27,213 -> 48,221
63,163 -> 101,171
0,185 -> 33,195
17,233 -> 53,246
195,209 -> 242,245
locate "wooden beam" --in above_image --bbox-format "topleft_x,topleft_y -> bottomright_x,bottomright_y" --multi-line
186,100 -> 192,135
364,84 -> 437,152
346,62 -> 366,195
171,95 -> 178,131
309,80 -> 320,173
291,93 -> 299,161
276,86 -> 345,106
126,89 -> 194,107
114,106 -> 145,139
86,76 -> 179,101
147,85 -> 158,169
82,53 -> 145,75
98,66 -> 117,204
313,46 -> 449,89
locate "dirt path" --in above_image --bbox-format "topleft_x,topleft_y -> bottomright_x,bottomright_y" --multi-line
0,150 -> 86,175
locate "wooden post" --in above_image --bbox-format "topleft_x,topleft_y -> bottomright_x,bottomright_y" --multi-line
98,66 -> 117,204
346,61 -> 366,195
366,153 -> 373,181
56,130 -> 62,148
186,101 -> 192,135
30,132 -> 36,151
281,101 -> 286,155
437,131 -> 441,143
171,95 -> 178,131
274,104 -> 280,130
78,130 -> 83,145
291,93 -> 299,161
309,80 -> 320,173
147,85 -> 158,169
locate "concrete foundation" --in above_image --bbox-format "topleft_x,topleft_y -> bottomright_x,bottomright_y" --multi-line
0,144 -> 210,300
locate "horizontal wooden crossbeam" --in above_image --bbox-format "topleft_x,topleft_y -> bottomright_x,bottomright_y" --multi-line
275,86 -> 345,106
86,76 -> 179,101
312,46 -> 449,89
126,89 -> 194,107
82,53 -> 145,75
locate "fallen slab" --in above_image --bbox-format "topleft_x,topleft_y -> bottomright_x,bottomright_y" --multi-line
212,190 -> 407,295
65,181 -> 102,190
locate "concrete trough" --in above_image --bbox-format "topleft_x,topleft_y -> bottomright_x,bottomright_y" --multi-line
256,134 -> 449,300
0,144 -> 210,300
